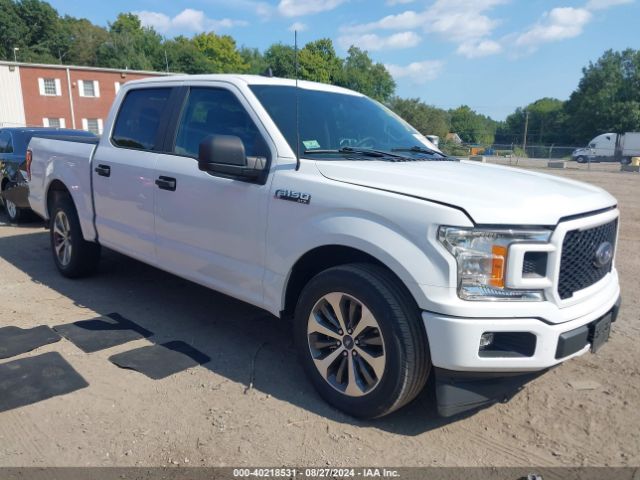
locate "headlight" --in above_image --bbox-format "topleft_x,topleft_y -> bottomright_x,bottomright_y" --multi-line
438,226 -> 551,301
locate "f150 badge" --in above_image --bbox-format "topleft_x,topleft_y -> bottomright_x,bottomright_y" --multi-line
275,189 -> 311,205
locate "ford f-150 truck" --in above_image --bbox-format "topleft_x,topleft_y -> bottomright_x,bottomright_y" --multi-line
27,75 -> 621,419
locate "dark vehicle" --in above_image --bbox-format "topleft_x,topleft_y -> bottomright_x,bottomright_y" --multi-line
0,127 -> 97,222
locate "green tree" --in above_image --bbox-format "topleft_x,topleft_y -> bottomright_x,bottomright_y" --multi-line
496,98 -> 569,146
264,43 -> 297,78
299,38 -> 342,83
0,0 -> 27,61
239,46 -> 268,74
449,105 -> 496,144
60,16 -> 109,66
163,36 -> 210,74
14,0 -> 66,63
192,32 -> 248,73
564,49 -> 640,144
386,97 -> 450,138
97,13 -> 163,70
336,46 -> 395,102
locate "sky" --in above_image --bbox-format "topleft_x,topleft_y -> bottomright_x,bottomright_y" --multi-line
46,0 -> 640,120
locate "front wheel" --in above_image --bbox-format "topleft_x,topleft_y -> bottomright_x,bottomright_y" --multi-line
294,263 -> 431,418
49,194 -> 101,278
576,156 -> 587,164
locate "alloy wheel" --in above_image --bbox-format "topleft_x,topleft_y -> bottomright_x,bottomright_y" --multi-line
307,292 -> 386,397
53,210 -> 73,266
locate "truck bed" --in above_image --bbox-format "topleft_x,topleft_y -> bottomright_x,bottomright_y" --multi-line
28,136 -> 98,241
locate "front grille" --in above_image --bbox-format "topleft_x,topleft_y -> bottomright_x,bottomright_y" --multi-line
558,219 -> 617,299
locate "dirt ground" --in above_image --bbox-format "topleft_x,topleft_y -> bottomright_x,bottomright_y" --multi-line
0,162 -> 638,468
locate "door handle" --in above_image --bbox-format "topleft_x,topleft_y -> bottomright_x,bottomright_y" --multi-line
94,164 -> 111,177
155,176 -> 177,191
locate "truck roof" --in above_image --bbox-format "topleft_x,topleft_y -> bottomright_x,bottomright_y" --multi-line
124,74 -> 364,97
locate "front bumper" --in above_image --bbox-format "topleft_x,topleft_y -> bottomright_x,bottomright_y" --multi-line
426,296 -> 620,416
423,294 -> 620,372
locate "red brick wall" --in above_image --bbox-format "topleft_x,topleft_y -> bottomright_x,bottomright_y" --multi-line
20,67 -> 71,128
19,66 -> 164,130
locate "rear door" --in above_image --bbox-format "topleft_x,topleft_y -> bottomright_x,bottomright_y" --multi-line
153,84 -> 273,307
92,87 -> 174,263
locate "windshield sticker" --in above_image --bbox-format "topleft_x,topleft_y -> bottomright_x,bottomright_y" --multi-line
303,140 -> 321,150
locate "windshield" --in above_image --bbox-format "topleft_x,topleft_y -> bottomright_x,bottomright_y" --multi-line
249,85 -> 439,158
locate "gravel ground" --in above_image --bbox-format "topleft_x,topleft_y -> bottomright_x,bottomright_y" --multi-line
0,164 -> 638,467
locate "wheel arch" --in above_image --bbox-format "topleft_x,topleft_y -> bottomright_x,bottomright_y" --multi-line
45,178 -> 96,242
46,179 -> 71,217
281,244 -> 421,319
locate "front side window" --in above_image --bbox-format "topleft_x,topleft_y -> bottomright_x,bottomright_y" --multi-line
112,88 -> 172,151
250,85 -> 434,158
174,87 -> 267,158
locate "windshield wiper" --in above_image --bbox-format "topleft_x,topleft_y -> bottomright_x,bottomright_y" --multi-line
392,145 -> 445,157
304,147 -> 407,159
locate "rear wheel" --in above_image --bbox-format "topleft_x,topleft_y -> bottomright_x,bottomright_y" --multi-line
2,181 -> 24,223
294,263 -> 430,418
49,194 -> 101,278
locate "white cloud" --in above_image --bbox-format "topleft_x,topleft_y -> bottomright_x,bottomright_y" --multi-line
385,60 -> 444,84
278,0 -> 347,17
386,0 -> 415,5
341,0 -> 507,57
338,31 -> 421,51
585,0 -> 633,10
515,7 -> 592,51
457,39 -> 502,58
288,22 -> 308,32
424,0 -> 506,40
135,9 -> 247,33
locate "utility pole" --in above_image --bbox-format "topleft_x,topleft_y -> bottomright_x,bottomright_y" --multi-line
164,49 -> 169,73
522,110 -> 530,155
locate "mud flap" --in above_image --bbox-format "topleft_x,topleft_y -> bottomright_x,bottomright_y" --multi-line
435,367 -> 546,417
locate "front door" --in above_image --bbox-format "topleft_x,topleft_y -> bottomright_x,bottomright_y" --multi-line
153,86 -> 272,307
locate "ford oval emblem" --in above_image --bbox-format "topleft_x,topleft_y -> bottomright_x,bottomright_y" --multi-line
594,241 -> 613,268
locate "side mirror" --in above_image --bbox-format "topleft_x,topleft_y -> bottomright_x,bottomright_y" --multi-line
199,134 -> 247,168
198,134 -> 261,181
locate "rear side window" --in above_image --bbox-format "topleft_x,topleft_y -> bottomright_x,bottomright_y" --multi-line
0,131 -> 13,153
112,88 -> 171,151
174,87 -> 267,158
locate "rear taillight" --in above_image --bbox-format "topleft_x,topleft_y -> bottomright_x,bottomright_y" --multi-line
25,149 -> 32,181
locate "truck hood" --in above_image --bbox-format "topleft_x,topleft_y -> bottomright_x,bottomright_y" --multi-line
315,159 -> 617,225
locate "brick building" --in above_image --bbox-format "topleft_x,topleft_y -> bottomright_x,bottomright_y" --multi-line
0,61 -> 169,134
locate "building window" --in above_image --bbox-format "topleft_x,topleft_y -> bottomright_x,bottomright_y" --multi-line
43,118 -> 66,128
38,78 -> 61,96
83,118 -> 103,135
79,80 -> 100,98
44,79 -> 57,95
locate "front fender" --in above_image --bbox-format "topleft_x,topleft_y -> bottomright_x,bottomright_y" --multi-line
264,201 -> 471,315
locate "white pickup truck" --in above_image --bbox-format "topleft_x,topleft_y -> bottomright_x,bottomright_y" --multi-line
27,75 -> 621,418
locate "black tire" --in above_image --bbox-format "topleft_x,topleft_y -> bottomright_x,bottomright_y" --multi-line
576,156 -> 586,164
2,181 -> 24,223
294,263 -> 431,419
49,193 -> 101,278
